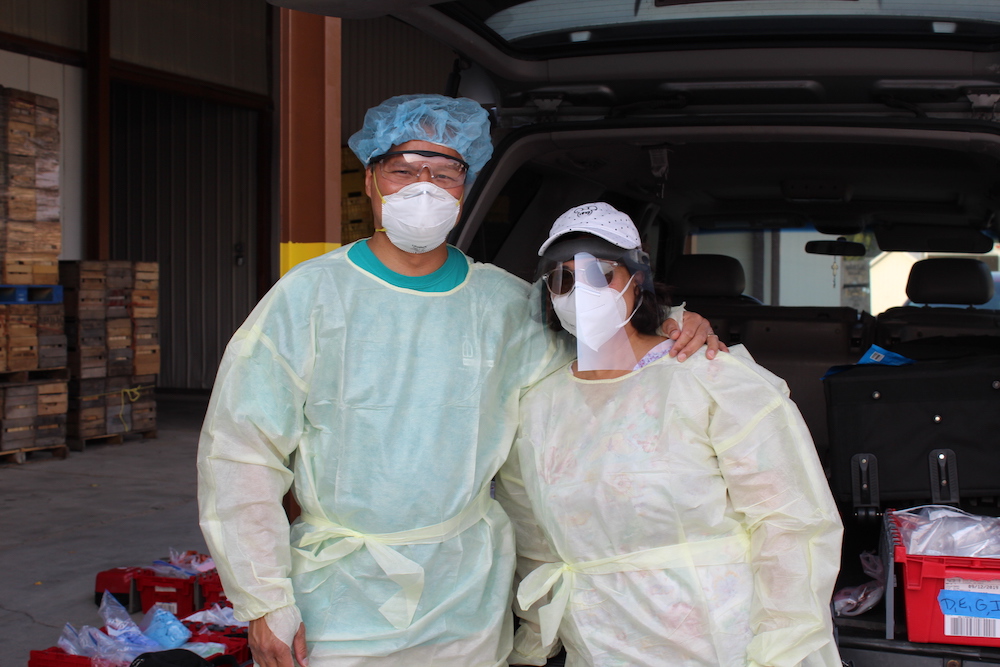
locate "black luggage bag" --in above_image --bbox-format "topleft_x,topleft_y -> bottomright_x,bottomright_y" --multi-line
825,353 -> 1000,513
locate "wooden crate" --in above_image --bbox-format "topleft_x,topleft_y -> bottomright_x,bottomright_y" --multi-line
132,319 -> 159,347
2,253 -> 34,284
3,385 -> 37,420
105,261 -> 133,290
64,288 -> 106,320
0,89 -> 61,287
1,417 -> 35,451
133,345 -> 160,376
38,334 -> 67,368
107,347 -> 134,377
7,304 -> 38,338
34,413 -> 66,446
37,381 -> 68,416
31,256 -> 59,285
1,254 -> 59,286
106,402 -> 131,434
67,406 -> 105,440
60,261 -> 106,290
127,290 -> 158,319
133,262 -> 159,290
69,378 -> 104,407
106,289 -> 128,318
68,347 -> 107,379
341,195 -> 375,244
66,319 -> 106,348
7,336 -> 38,371
106,318 -> 132,348
120,375 -> 156,433
37,303 -> 64,336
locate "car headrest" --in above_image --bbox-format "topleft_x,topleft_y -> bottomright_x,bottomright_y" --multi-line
667,254 -> 746,298
906,257 -> 995,305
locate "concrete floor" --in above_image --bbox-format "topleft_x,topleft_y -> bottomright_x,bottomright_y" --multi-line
0,393 -> 210,667
0,393 -> 570,667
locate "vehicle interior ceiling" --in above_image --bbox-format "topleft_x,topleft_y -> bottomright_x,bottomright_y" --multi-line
468,124 -> 1000,276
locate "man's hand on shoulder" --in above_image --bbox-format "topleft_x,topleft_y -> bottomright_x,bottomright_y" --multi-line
662,311 -> 729,362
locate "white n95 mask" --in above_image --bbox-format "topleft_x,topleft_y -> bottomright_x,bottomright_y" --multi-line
379,182 -> 461,254
551,273 -> 637,352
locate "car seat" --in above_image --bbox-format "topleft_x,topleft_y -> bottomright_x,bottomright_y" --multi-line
875,257 -> 1000,346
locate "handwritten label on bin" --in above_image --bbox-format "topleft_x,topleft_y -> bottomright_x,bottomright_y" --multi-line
938,589 -> 1000,619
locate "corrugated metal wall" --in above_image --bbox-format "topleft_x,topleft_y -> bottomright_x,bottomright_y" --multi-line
341,17 -> 457,144
0,0 -> 86,51
109,82 -> 260,390
0,0 -> 269,96
112,0 -> 269,95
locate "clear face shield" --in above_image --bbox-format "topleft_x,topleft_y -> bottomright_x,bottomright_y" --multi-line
539,238 -> 652,372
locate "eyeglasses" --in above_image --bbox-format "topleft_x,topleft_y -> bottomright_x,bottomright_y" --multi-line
372,150 -> 470,188
544,260 -> 620,296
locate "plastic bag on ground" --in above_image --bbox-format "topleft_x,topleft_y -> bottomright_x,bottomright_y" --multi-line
182,604 -> 247,628
151,549 -> 215,578
140,606 -> 192,649
101,591 -> 163,651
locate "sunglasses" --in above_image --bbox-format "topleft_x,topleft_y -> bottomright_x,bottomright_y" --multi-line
544,260 -> 621,296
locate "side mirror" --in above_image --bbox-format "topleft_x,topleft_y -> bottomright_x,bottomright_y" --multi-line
805,237 -> 867,256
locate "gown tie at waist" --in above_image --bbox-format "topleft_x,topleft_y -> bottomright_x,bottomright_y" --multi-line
293,483 -> 494,630
518,531 -> 751,649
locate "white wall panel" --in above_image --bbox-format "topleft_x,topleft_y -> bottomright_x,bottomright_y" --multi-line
0,49 -> 86,261
61,65 -> 85,261
0,49 -> 30,89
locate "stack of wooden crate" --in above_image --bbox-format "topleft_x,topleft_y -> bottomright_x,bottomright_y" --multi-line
5,303 -> 37,371
38,302 -> 67,368
341,147 -> 374,244
60,260 -> 159,449
130,262 -> 159,432
0,88 -> 60,286
0,87 -> 69,464
106,261 -> 134,378
62,261 -> 107,444
0,299 -> 68,460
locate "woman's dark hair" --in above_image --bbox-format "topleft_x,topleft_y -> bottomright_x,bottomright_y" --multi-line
630,278 -> 673,336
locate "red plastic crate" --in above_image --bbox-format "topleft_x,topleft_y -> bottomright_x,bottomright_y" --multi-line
892,514 -> 1000,647
95,566 -> 149,610
27,647 -> 90,667
190,630 -> 250,663
134,572 -> 197,618
196,571 -> 229,609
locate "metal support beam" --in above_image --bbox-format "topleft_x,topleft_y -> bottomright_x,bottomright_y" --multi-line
86,0 -> 111,260
279,8 -> 342,274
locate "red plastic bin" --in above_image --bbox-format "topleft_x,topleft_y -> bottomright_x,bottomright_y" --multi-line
27,647 -> 90,667
892,513 -> 1000,647
134,572 -> 197,618
196,571 -> 229,609
94,566 -> 150,610
190,630 -> 251,664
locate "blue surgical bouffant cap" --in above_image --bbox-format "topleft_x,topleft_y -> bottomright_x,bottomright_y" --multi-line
348,94 -> 493,179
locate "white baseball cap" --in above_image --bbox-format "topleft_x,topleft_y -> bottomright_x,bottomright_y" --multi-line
538,202 -> 642,256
